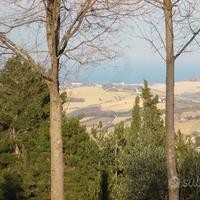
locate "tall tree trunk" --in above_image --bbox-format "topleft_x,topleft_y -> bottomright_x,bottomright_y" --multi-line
49,79 -> 64,200
45,1 -> 64,199
164,0 -> 179,199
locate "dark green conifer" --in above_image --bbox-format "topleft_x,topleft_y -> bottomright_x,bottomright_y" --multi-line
141,81 -> 165,148
0,57 -> 50,199
131,96 -> 141,135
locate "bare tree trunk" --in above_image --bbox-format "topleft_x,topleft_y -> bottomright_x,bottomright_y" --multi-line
164,0 -> 179,199
49,75 -> 64,200
166,58 -> 179,200
45,1 -> 64,199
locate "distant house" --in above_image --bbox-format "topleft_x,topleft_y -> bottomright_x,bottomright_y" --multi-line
158,96 -> 166,103
71,82 -> 83,86
136,88 -> 141,94
112,82 -> 125,86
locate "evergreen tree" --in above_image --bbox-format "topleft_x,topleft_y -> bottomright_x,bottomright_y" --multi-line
63,118 -> 101,200
0,57 -> 50,200
124,81 -> 167,200
0,57 -> 102,200
124,81 -> 200,200
131,96 -> 141,135
98,122 -> 127,200
141,80 -> 152,101
0,57 -> 49,131
127,81 -> 165,153
141,80 -> 165,148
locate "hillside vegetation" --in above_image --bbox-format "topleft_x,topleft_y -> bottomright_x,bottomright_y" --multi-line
1,58 -> 200,199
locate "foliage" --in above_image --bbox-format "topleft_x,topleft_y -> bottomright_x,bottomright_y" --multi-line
140,80 -> 165,148
126,147 -> 168,200
0,57 -> 103,200
179,152 -> 200,200
102,122 -> 127,200
0,57 -> 50,200
125,81 -> 200,200
195,136 -> 200,147
131,96 -> 141,136
123,81 -> 167,200
1,59 -> 200,200
63,118 -> 101,200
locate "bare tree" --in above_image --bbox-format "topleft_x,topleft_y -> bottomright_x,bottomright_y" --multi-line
136,0 -> 200,199
0,0 -> 140,199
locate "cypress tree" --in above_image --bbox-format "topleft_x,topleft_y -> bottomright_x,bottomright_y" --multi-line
131,96 -> 141,135
141,81 -> 165,148
124,81 -> 167,200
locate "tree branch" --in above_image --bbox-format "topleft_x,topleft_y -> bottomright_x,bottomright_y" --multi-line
58,0 -> 96,56
174,28 -> 200,60
0,33 -> 51,81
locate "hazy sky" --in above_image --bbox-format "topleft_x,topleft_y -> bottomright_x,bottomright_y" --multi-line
70,1 -> 200,84
72,37 -> 200,84
1,1 -> 199,84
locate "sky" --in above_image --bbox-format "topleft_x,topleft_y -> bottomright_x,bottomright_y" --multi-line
69,37 -> 200,84
67,1 -> 200,84
1,1 -> 199,84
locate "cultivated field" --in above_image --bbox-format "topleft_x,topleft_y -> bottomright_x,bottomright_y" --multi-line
63,81 -> 200,136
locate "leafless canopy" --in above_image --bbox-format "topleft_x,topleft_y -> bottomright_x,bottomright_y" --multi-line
135,0 -> 200,61
0,0 -> 142,78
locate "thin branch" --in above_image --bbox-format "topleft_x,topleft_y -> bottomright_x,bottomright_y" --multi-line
174,28 -> 200,59
0,33 -> 51,81
58,0 -> 97,55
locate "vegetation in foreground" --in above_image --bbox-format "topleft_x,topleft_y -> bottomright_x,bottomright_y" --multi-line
1,57 -> 200,200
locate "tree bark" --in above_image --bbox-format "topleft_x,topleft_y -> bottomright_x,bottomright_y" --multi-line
164,0 -> 179,199
49,80 -> 64,200
45,1 -> 64,199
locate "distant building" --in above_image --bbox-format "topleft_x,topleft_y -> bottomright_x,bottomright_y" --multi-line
136,88 -> 141,94
158,96 -> 166,103
112,82 -> 125,86
190,77 -> 200,82
71,82 -> 83,86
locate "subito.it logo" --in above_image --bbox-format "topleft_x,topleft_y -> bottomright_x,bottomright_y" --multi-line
169,176 -> 180,189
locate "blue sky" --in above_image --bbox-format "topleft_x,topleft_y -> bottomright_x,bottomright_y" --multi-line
70,37 -> 200,84
1,1 -> 199,84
